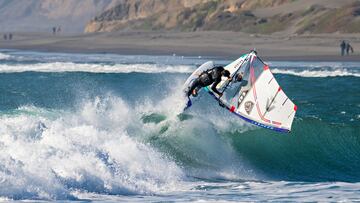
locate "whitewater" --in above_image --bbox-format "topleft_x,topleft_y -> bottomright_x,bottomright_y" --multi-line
0,50 -> 359,201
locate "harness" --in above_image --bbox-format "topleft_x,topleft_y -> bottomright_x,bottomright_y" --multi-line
199,68 -> 216,86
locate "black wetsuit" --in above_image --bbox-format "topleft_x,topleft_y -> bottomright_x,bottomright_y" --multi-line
188,66 -> 224,96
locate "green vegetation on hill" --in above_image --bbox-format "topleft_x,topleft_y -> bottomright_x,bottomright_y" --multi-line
296,2 -> 360,34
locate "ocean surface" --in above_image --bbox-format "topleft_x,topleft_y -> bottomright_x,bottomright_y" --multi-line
0,50 -> 359,202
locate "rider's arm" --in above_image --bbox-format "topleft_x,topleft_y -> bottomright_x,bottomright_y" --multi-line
211,78 -> 222,95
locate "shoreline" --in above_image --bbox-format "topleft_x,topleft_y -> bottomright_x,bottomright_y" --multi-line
2,47 -> 360,62
1,31 -> 359,62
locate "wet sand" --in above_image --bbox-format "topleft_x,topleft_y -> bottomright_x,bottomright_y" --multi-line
0,31 -> 359,61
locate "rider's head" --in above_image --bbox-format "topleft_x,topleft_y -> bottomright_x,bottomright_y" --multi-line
236,72 -> 243,82
222,70 -> 231,78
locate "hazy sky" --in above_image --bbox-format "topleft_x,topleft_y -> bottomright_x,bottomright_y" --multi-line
0,0 -> 122,33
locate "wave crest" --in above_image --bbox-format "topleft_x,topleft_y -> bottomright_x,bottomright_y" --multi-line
0,97 -> 184,200
0,53 -> 11,60
0,62 -> 193,73
272,68 -> 360,77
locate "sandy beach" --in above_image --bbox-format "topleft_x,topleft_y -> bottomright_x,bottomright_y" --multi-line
0,31 -> 359,61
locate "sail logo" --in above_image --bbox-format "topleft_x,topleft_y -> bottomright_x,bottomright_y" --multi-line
244,101 -> 254,114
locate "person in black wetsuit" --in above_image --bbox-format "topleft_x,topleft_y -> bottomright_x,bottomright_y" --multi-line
187,66 -> 231,97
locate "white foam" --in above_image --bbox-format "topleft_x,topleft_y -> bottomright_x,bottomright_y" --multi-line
272,68 -> 360,77
0,53 -> 11,60
0,98 -> 184,200
0,62 -> 193,73
134,86 -> 256,181
0,90 -> 256,200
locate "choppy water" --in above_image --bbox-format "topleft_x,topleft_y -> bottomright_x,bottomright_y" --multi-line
0,50 -> 359,202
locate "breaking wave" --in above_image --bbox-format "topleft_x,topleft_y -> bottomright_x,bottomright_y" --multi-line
0,60 -> 358,78
0,92 -> 254,200
1,50 -> 360,201
0,62 -> 193,73
0,99 -> 185,199
0,53 -> 11,60
272,68 -> 360,77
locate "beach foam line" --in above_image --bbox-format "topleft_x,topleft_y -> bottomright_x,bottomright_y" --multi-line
272,68 -> 360,77
0,53 -> 11,60
0,62 -> 194,73
2,61 -> 358,77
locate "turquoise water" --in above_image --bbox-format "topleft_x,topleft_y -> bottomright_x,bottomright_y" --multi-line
0,50 -> 359,201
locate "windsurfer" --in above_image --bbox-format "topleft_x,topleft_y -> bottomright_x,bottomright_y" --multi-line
187,66 -> 231,97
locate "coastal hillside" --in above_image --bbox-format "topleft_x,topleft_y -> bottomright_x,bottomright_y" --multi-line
85,0 -> 360,34
0,0 -> 122,33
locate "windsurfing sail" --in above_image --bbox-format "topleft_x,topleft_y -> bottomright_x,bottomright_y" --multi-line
205,51 -> 297,133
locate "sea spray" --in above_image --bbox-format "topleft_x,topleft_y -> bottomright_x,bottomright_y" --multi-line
0,98 -> 185,200
0,94 -> 258,200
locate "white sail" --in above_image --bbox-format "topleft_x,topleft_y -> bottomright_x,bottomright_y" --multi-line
206,51 -> 297,132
